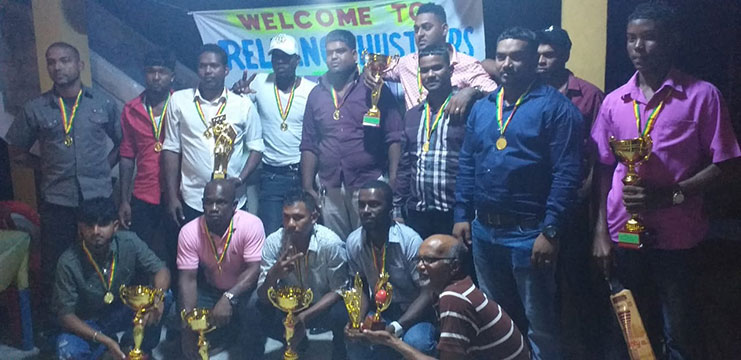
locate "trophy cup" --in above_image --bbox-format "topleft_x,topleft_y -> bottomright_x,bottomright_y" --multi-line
342,273 -> 363,331
209,114 -> 237,179
362,50 -> 399,127
181,308 -> 216,360
119,285 -> 164,360
267,286 -> 314,360
609,136 -> 653,249
363,272 -> 393,331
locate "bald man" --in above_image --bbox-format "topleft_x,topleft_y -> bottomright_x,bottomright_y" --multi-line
360,235 -> 529,360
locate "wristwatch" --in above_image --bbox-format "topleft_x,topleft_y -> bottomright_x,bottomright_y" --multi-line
223,291 -> 238,306
543,225 -> 559,242
389,321 -> 404,338
672,187 -> 685,205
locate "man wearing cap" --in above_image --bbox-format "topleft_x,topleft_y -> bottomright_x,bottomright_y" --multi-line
231,34 -> 318,236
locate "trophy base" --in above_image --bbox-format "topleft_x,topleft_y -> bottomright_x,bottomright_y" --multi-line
363,315 -> 387,331
362,114 -> 380,127
618,231 -> 643,250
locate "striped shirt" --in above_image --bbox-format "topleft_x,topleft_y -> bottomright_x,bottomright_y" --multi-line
437,276 -> 529,360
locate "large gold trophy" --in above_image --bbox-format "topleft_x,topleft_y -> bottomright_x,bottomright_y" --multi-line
609,136 -> 653,249
119,285 -> 164,360
362,50 -> 399,127
363,272 -> 393,331
268,286 -> 314,360
209,114 -> 237,179
181,308 -> 216,360
342,273 -> 364,331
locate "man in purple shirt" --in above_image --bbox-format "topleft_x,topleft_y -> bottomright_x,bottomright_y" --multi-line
591,3 -> 741,358
300,29 -> 403,240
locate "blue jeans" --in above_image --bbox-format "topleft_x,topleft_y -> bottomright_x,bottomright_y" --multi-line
472,219 -> 561,360
56,291 -> 173,360
258,164 -> 301,236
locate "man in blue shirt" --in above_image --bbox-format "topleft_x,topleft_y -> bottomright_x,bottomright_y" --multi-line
453,27 -> 583,360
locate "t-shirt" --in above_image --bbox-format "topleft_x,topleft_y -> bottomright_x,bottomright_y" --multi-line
177,210 -> 265,290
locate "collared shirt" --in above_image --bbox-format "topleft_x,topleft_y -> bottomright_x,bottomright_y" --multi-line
395,96 -> 465,216
52,231 -> 165,320
162,87 -> 265,211
300,71 -> 403,189
454,83 -> 583,234
177,210 -> 265,291
591,69 -> 741,250
249,73 -> 317,167
561,71 -> 605,182
346,222 -> 422,307
258,224 -> 348,302
384,45 -> 497,110
120,92 -> 167,205
437,276 -> 529,359
6,86 -> 121,207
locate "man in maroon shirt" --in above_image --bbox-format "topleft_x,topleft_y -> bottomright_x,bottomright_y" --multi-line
300,29 -> 403,240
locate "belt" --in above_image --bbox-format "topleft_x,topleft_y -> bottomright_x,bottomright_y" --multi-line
263,163 -> 300,174
477,210 -> 540,229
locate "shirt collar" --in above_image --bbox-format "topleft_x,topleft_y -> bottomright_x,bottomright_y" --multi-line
318,68 -> 360,91
565,70 -> 581,93
438,276 -> 474,300
622,68 -> 684,104
362,222 -> 402,246
487,79 -> 547,105
194,87 -> 228,103
46,85 -> 95,107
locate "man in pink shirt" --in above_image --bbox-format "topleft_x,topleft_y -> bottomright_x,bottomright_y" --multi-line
591,3 -> 741,358
177,179 -> 265,359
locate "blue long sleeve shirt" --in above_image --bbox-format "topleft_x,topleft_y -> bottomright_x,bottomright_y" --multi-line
454,82 -> 583,233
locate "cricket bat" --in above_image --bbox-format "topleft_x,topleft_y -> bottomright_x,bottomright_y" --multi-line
609,281 -> 656,360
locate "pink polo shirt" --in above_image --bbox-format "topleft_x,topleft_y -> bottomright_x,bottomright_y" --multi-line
177,210 -> 265,290
591,69 -> 741,249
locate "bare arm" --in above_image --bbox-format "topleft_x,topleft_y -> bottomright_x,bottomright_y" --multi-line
236,150 -> 262,184
59,313 -> 126,359
8,145 -> 40,169
387,142 -> 401,188
301,151 -> 319,199
178,269 -> 198,313
395,287 -> 433,330
107,145 -> 120,169
118,157 -> 135,228
592,163 -> 615,276
162,150 -> 184,225
362,329 -> 464,360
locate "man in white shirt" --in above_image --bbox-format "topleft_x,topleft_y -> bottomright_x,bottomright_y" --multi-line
162,44 -> 264,226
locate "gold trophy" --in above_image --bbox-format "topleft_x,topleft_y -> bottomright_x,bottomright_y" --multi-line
181,308 -> 216,360
609,136 -> 653,249
342,273 -> 363,331
119,285 -> 164,360
363,272 -> 393,331
268,286 -> 314,360
362,50 -> 399,127
209,114 -> 237,179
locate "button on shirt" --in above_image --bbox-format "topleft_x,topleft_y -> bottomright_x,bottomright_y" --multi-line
454,83 -> 583,234
162,88 -> 265,211
300,72 -> 403,189
6,87 -> 121,207
590,69 -> 741,250
258,224 -> 348,302
346,222 -> 423,308
249,73 -> 317,167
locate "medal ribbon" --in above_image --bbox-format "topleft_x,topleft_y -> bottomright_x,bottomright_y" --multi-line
202,217 -> 235,270
495,83 -> 533,136
416,68 -> 425,101
633,89 -> 673,138
274,80 -> 297,121
194,91 -> 228,128
81,241 -> 116,294
424,93 -> 452,144
146,93 -> 171,142
58,90 -> 83,137
328,78 -> 359,115
370,242 -> 387,277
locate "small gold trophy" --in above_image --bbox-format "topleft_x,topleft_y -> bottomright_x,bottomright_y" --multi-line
609,136 -> 653,249
342,273 -> 364,331
119,285 -> 164,360
362,50 -> 399,127
181,308 -> 216,360
268,286 -> 314,360
363,272 -> 393,331
209,114 -> 237,179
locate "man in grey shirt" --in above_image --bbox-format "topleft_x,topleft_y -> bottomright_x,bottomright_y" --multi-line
6,42 -> 120,322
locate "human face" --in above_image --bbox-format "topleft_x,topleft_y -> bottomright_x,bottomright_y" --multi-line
325,41 -> 357,74
79,220 -> 118,257
415,239 -> 454,290
626,19 -> 671,74
202,183 -> 237,230
271,50 -> 299,80
537,44 -> 567,76
495,38 -> 537,87
145,65 -> 174,94
198,52 -> 229,91
414,13 -> 448,51
358,188 -> 390,230
46,46 -> 83,88
282,202 -> 318,241
419,54 -> 452,93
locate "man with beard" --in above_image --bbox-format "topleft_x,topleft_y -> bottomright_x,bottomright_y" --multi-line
453,27 -> 583,359
359,235 -> 529,360
301,29 -> 403,240
255,191 -> 348,359
345,180 -> 436,359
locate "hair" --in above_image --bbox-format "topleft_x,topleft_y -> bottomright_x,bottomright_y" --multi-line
144,48 -> 176,71
497,26 -> 539,57
77,197 -> 117,226
47,42 -> 80,60
204,178 -> 236,202
199,44 -> 228,66
628,1 -> 678,33
538,26 -> 572,54
326,29 -> 357,50
360,180 -> 393,209
418,45 -> 450,65
447,240 -> 469,263
416,3 -> 447,24
283,190 -> 319,214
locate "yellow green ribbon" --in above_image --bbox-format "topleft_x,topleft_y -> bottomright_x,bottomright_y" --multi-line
58,90 -> 83,137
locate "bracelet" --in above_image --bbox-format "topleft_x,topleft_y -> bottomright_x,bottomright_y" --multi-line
92,330 -> 100,343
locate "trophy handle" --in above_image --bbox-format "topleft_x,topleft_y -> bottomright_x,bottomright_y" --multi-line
180,309 -> 187,322
297,289 -> 314,313
118,284 -> 127,303
267,287 -> 280,309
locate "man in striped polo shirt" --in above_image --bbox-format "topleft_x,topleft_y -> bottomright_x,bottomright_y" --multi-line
360,234 -> 529,360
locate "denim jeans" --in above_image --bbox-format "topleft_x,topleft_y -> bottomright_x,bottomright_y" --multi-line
258,165 -> 301,236
472,219 -> 561,360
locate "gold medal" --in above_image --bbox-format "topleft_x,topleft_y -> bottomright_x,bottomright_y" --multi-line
280,122 -> 288,131
203,129 -> 212,138
64,135 -> 73,147
154,141 -> 163,152
103,291 -> 114,304
333,109 -> 341,121
496,136 -> 507,150
422,142 -> 430,153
